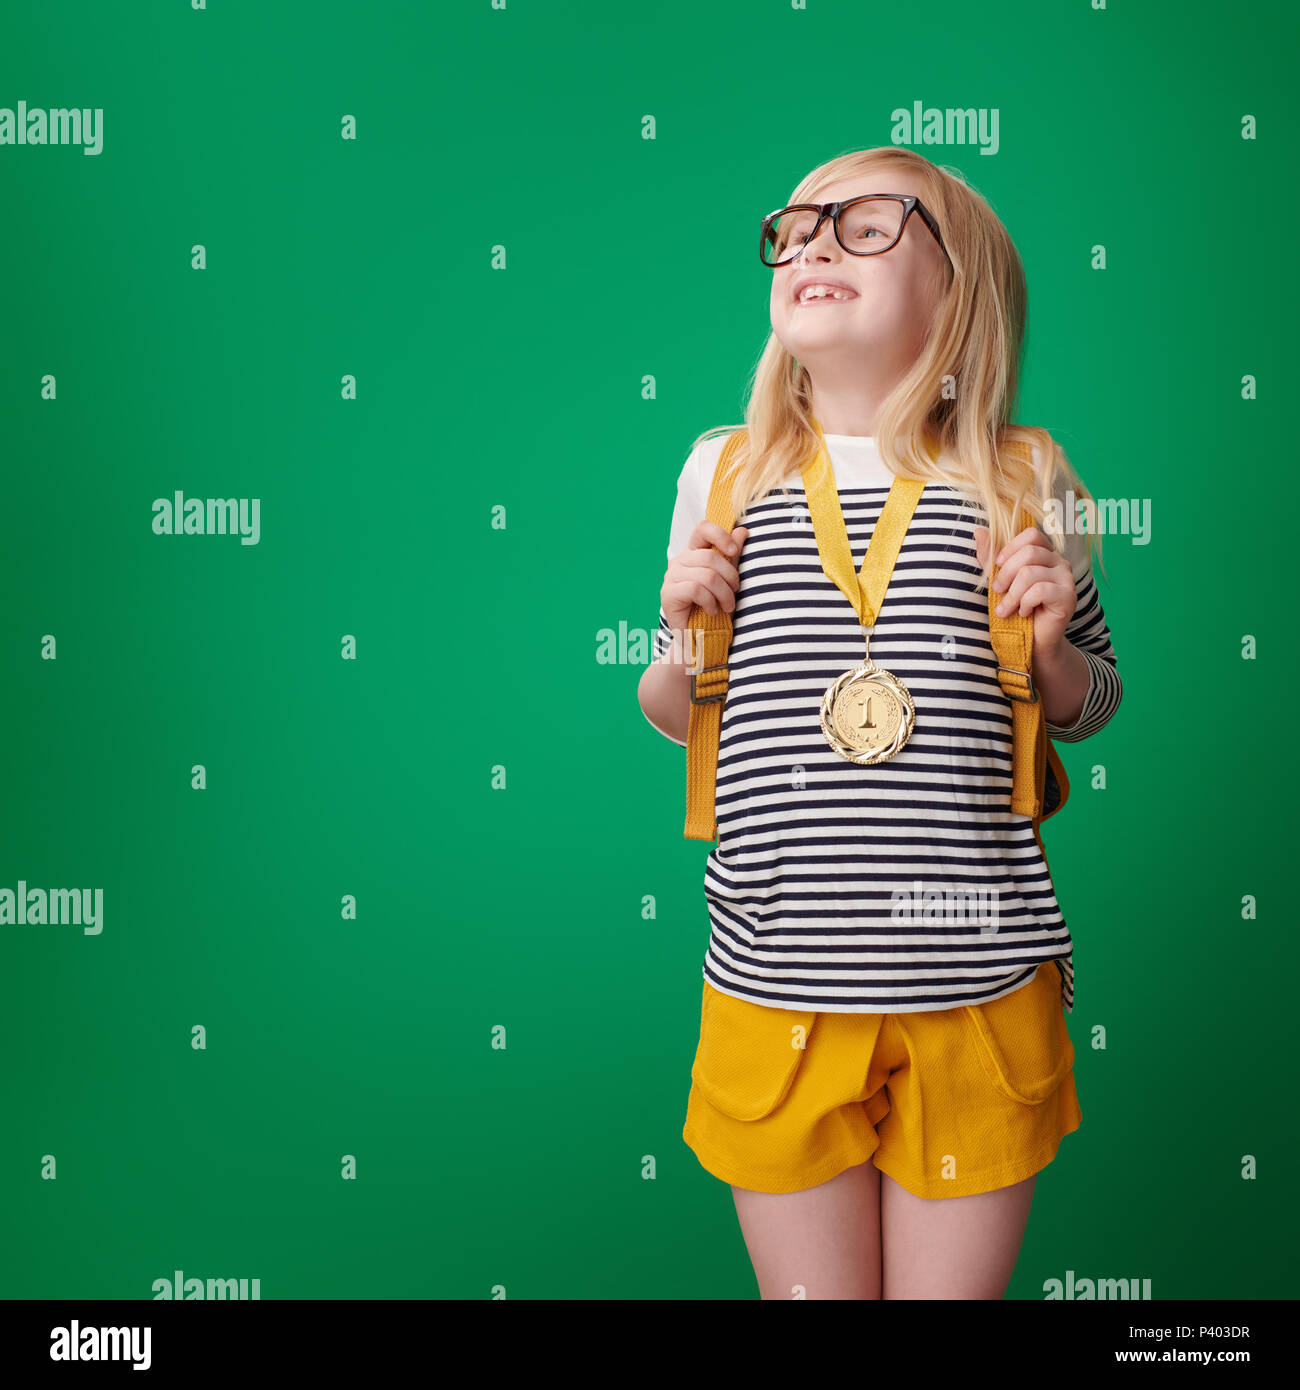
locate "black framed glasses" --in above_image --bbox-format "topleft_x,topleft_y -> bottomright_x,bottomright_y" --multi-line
760,194 -> 954,273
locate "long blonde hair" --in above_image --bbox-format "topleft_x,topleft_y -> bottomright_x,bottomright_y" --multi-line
691,146 -> 1102,587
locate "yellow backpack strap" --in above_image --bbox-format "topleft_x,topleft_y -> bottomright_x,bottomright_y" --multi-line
684,431 -> 747,841
987,501 -> 1046,820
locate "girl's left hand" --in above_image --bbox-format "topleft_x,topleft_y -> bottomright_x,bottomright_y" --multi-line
973,524 -> 1076,656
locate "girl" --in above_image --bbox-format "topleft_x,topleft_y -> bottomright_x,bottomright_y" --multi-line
637,147 -> 1122,1300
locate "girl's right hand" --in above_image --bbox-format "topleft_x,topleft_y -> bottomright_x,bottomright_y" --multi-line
660,523 -> 750,632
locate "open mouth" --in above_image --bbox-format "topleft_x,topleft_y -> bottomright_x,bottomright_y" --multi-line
794,287 -> 858,307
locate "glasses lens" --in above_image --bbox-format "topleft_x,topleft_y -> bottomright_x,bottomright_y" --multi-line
763,199 -> 906,265
763,208 -> 820,265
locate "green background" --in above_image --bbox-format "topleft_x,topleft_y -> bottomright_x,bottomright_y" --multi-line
1,0 -> 1295,1299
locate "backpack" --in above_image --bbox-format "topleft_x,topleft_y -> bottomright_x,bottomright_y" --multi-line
683,430 -> 1069,853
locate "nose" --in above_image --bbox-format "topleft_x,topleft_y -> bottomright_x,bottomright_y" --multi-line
799,214 -> 840,261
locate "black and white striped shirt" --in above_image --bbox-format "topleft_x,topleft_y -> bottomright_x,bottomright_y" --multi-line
648,432 -> 1123,1015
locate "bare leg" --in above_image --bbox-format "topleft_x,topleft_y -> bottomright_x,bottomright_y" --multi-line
879,1169 -> 1036,1299
730,1159 -> 882,1300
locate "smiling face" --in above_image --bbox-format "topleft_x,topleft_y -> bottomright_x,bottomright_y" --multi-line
768,172 -> 951,429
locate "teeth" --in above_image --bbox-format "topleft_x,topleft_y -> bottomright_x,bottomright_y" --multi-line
798,285 -> 854,303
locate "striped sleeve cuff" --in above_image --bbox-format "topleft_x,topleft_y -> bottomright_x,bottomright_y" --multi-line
652,607 -> 675,662
1044,647 -> 1123,741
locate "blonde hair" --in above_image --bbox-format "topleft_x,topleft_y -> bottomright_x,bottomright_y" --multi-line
690,146 -> 1103,587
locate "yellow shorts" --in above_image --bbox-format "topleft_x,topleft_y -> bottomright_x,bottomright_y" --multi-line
683,961 -> 1082,1199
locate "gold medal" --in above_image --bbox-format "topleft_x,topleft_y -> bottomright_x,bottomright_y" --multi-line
819,629 -> 915,764
802,422 -> 926,765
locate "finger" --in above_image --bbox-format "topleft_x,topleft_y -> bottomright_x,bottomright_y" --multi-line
994,563 -> 1061,614
688,520 -> 744,558
677,546 -> 741,590
994,568 -> 1071,618
665,567 -> 738,616
992,524 -> 1044,568
991,532 -> 1059,590
1010,579 -> 1068,620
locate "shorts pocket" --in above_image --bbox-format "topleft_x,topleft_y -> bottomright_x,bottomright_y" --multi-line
691,982 -> 818,1121
961,963 -> 1075,1106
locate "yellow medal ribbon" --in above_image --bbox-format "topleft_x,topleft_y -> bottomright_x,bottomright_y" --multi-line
800,424 -> 926,763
